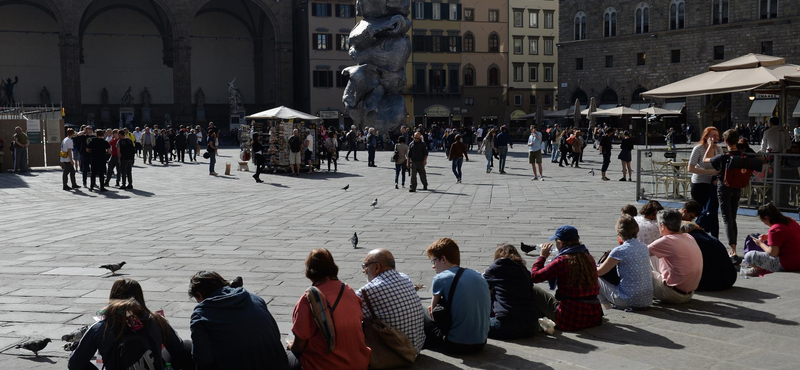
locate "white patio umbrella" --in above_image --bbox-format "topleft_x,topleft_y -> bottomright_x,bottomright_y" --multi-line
591,106 -> 646,117
246,106 -> 322,121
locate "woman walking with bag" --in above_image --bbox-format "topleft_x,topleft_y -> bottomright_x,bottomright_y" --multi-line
252,135 -> 266,183
571,131 -> 583,168
393,136 -> 409,189
688,127 -> 722,238
448,135 -> 469,183
326,132 -> 339,172
482,129 -> 496,173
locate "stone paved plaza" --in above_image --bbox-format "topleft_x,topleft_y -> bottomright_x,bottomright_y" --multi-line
0,145 -> 798,370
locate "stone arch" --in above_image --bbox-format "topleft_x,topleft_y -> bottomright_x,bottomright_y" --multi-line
487,63 -> 500,86
0,0 -> 63,105
599,88 -> 619,105
600,76 -> 626,105
570,89 -> 589,105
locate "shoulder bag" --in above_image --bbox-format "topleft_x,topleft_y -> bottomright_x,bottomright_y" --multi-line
59,141 -> 69,158
362,290 -> 417,369
430,267 -> 465,335
390,145 -> 398,163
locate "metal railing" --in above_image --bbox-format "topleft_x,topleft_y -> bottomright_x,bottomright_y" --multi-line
0,105 -> 62,120
636,148 -> 800,211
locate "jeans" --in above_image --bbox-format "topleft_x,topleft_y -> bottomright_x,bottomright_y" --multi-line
367,145 -> 376,165
532,285 -> 558,322
119,160 -> 133,186
62,162 -> 76,187
498,146 -> 508,172
601,153 -> 611,172
209,153 -> 216,174
80,153 -> 91,184
489,317 -> 538,340
551,145 -> 559,162
691,182 -> 720,238
452,158 -> 463,181
105,157 -> 119,185
143,144 -> 154,164
177,148 -> 185,162
410,161 -> 427,190
187,146 -> 196,161
485,150 -> 492,171
346,143 -> 357,160
717,184 -> 742,249
422,309 -> 486,354
394,163 -> 406,185
598,278 -> 636,309
90,161 -> 106,189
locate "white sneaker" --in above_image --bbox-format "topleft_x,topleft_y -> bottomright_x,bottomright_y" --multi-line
532,176 -> 538,181
538,317 -> 556,335
540,176 -> 545,181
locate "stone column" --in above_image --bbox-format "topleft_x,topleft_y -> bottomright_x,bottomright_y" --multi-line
253,40 -> 264,104
59,35 -> 82,123
172,37 -> 193,126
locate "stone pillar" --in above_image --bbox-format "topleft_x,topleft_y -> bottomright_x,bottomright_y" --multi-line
253,40 -> 264,103
172,37 -> 193,126
59,35 -> 82,123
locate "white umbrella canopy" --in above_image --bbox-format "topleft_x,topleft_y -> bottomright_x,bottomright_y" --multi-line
592,106 -> 646,117
588,97 -> 597,128
639,106 -> 683,116
643,53 -> 800,99
245,106 -> 322,120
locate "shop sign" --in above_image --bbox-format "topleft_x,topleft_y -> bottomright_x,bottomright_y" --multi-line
425,105 -> 450,117
452,115 -> 462,121
510,110 -> 527,120
319,110 -> 339,119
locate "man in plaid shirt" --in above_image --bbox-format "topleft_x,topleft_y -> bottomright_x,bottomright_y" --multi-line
530,226 -> 603,331
356,249 -> 426,353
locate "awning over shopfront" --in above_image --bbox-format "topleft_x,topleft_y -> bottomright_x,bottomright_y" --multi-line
598,104 -> 617,110
592,106 -> 646,117
793,100 -> 800,118
662,102 -> 686,113
630,103 -> 650,110
749,99 -> 778,117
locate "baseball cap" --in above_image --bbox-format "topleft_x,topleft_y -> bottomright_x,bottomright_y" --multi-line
548,226 -> 580,242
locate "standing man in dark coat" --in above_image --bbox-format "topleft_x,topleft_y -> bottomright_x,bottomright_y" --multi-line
408,132 -> 429,192
87,130 -> 111,192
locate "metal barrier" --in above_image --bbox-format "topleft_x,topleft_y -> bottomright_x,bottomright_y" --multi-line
636,148 -> 800,211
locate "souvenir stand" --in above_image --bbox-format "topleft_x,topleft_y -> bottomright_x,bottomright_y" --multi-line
245,106 -> 322,172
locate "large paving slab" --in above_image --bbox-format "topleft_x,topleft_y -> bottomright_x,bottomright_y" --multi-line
0,144 -> 796,369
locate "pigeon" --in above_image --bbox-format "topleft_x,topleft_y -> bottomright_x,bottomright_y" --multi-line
520,242 -> 538,254
16,338 -> 51,357
63,341 -> 79,352
589,168 -> 595,176
350,232 -> 358,249
230,276 -> 244,288
100,261 -> 126,275
61,325 -> 88,343
371,198 -> 378,207
342,184 -> 349,191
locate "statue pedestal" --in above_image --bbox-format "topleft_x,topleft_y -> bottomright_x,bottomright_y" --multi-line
230,110 -> 245,131
196,108 -> 205,120
100,107 -> 110,121
141,108 -> 151,122
119,108 -> 134,128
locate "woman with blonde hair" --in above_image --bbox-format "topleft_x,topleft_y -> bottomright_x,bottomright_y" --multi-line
483,244 -> 541,339
688,126 -> 722,238
482,129 -> 496,173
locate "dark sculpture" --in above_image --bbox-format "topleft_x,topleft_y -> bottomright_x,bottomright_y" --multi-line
4,76 -> 18,106
343,0 -> 410,133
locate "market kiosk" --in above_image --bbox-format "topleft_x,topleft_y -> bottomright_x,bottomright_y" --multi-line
245,106 -> 322,172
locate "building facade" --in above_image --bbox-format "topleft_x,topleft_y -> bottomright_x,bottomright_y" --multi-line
557,0 -> 800,131
509,0 -> 558,126
410,0 -> 462,127
0,0 -> 294,129
460,0 -> 508,129
304,1 -> 357,129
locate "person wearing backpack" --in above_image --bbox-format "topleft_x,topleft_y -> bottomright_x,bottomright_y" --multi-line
189,271 -> 289,370
423,238 -> 490,354
289,129 -> 302,176
705,129 -> 747,259
68,278 -> 193,370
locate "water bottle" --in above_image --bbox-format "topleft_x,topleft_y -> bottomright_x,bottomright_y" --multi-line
740,265 -> 749,279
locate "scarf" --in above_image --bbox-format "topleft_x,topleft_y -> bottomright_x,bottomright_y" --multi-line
555,243 -> 589,258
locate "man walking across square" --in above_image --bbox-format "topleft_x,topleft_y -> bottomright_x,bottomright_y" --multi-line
527,125 -> 544,181
141,127 -> 155,165
117,129 -> 135,189
408,132 -> 428,192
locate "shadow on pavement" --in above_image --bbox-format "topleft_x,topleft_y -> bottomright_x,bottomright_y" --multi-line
267,183 -> 289,188
16,355 -> 57,364
697,286 -> 780,304
643,298 -> 798,327
513,333 -> 597,354
0,173 -> 31,188
125,188 -> 155,197
95,190 -> 131,199
577,323 -> 684,349
461,343 -> 555,369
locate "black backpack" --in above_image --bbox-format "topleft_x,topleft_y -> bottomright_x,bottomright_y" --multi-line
119,138 -> 135,160
103,322 -> 161,370
289,136 -> 302,152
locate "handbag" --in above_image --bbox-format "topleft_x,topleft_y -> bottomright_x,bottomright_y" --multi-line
203,151 -> 210,159
390,148 -> 398,163
362,290 -> 417,369
430,267 -> 465,335
59,141 -> 69,158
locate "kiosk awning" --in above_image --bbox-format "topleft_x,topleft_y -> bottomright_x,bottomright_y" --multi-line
749,99 -> 778,117
793,100 -> 800,118
630,103 -> 650,110
662,102 -> 685,113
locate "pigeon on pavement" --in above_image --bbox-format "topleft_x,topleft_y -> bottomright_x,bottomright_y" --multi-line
230,276 -> 244,288
350,232 -> 358,249
371,198 -> 378,207
61,325 -> 88,343
520,242 -> 538,254
100,261 -> 126,275
16,338 -> 51,357
342,184 -> 349,191
63,341 -> 79,352
589,168 -> 595,176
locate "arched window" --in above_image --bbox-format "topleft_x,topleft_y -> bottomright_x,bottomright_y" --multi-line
464,67 -> 475,86
488,34 -> 499,52
603,8 -> 617,37
670,0 -> 685,30
600,89 -> 619,105
713,0 -> 729,24
574,11 -> 587,40
571,90 -> 589,106
635,3 -> 650,33
488,67 -> 499,86
463,33 -> 474,52
631,87 -> 648,103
